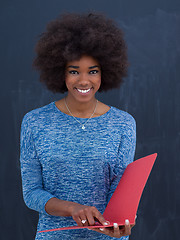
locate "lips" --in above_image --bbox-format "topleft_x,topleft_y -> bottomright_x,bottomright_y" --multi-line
77,88 -> 91,93
75,87 -> 93,94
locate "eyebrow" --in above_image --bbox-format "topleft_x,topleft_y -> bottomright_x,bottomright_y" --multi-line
67,65 -> 100,69
89,65 -> 100,69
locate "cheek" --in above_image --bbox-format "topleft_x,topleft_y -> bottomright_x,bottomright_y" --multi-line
97,77 -> 101,88
65,76 -> 74,89
64,79 -> 69,89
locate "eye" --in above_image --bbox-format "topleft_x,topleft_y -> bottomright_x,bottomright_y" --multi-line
68,70 -> 79,75
89,70 -> 99,74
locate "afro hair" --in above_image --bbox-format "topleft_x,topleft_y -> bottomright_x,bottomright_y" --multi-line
33,12 -> 129,93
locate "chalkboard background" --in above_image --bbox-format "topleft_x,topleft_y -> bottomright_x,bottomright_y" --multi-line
0,0 -> 180,239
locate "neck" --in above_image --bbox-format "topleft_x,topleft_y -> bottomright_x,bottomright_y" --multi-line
65,95 -> 97,117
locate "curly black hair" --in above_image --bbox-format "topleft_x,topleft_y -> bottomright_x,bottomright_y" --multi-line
33,12 -> 128,93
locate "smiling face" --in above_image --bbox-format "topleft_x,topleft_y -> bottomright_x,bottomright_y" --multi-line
65,55 -> 101,104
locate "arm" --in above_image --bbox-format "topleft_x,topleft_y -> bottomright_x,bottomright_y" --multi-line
45,198 -> 108,227
92,116 -> 136,238
20,113 -> 56,215
107,117 -> 136,203
20,113 -> 108,226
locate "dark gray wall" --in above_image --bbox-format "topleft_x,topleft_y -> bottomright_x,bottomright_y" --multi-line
0,0 -> 180,239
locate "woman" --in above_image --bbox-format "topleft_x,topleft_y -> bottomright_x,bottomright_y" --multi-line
20,12 -> 136,239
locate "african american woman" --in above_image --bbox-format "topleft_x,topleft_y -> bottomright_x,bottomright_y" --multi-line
20,12 -> 136,240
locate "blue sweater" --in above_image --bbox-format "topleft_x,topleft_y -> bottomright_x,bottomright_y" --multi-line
20,101 -> 136,240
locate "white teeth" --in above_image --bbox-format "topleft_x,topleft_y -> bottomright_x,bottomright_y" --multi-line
77,88 -> 91,93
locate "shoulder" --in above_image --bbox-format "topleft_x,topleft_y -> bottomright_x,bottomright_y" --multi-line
109,106 -> 136,131
21,102 -> 54,128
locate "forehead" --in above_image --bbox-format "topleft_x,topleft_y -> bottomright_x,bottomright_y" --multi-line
66,55 -> 100,67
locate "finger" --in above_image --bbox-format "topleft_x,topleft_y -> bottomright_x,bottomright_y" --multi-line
131,223 -> 136,228
130,216 -> 136,228
124,219 -> 131,236
95,226 -> 121,238
79,214 -> 88,226
96,228 -> 105,233
113,223 -> 122,238
93,227 -> 111,236
73,216 -> 84,227
92,208 -> 109,226
86,211 -> 95,226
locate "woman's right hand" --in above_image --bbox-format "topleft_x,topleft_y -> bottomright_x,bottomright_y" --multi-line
69,203 -> 109,227
45,198 -> 109,227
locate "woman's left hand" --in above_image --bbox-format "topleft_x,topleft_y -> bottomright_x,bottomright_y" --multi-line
89,219 -> 135,238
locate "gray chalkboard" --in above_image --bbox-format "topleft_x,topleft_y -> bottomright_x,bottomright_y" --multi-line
0,0 -> 179,239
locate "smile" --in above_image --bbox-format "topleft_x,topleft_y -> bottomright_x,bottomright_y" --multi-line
76,88 -> 91,93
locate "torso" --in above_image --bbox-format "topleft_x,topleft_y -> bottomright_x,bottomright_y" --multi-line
22,101 -> 136,240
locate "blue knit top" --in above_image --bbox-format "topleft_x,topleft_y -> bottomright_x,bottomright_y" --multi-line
20,101 -> 136,240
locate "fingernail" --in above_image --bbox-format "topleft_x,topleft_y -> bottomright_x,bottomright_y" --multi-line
104,221 -> 109,225
125,219 -> 129,225
100,228 -> 104,231
113,223 -> 118,228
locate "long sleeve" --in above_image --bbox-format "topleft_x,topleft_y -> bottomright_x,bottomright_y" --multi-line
106,117 -> 136,203
20,113 -> 55,214
19,102 -> 136,239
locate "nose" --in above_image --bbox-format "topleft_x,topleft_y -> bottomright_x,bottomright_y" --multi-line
78,73 -> 90,86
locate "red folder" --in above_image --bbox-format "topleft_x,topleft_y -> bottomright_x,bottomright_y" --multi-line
39,153 -> 157,233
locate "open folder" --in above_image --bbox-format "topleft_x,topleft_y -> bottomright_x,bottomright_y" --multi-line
39,153 -> 157,233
